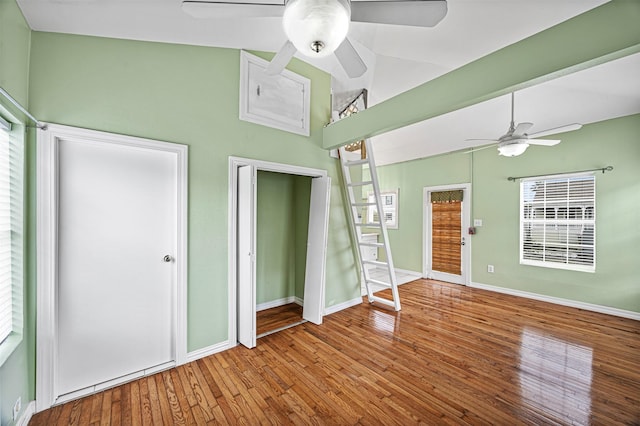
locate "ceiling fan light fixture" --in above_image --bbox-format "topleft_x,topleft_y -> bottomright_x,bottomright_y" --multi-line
283,0 -> 350,58
498,142 -> 529,157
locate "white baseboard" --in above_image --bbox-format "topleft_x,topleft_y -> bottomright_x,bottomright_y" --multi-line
186,341 -> 232,363
470,281 -> 640,321
16,401 -> 36,426
256,296 -> 303,312
324,296 -> 363,316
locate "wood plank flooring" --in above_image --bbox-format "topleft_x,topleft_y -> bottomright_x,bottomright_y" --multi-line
257,303 -> 303,336
30,279 -> 640,425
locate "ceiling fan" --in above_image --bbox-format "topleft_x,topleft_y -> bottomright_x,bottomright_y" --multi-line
182,0 -> 448,78
466,93 -> 582,157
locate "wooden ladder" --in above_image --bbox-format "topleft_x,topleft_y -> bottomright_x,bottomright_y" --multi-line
338,139 -> 401,311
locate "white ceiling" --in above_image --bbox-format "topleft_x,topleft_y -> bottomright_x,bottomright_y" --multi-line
16,0 -> 640,164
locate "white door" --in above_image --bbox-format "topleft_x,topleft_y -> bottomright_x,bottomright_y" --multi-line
57,137 -> 177,396
424,185 -> 470,286
303,176 -> 331,324
237,165 -> 257,348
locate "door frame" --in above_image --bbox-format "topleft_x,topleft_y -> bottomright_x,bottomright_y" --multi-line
35,124 -> 188,410
228,157 -> 329,348
423,183 -> 471,285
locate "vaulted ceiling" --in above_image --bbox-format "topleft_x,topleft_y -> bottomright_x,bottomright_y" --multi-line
16,0 -> 640,164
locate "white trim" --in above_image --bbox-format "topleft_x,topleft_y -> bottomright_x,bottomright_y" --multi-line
186,341 -> 232,363
470,281 -> 640,321
227,159 -> 239,352
423,183 -> 471,286
35,127 -> 58,411
16,401 -> 36,426
257,296 -> 303,312
324,296 -> 363,316
35,123 -> 188,411
228,156 -> 328,348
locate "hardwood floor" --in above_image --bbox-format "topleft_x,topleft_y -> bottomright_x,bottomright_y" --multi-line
30,279 -> 640,425
257,303 -> 303,336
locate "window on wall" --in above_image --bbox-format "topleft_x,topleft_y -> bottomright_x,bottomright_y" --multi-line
520,173 -> 595,272
367,189 -> 398,229
0,116 -> 23,346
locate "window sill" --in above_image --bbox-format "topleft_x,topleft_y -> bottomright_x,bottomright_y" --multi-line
0,332 -> 23,367
520,259 -> 595,273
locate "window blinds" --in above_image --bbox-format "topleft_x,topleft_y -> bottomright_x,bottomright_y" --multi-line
0,120 -> 22,343
520,174 -> 595,272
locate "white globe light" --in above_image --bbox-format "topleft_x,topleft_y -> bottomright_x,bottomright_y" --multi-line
498,142 -> 529,157
282,0 -> 351,58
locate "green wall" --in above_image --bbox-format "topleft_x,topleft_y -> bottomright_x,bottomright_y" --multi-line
376,114 -> 640,312
0,0 -> 32,424
27,32 -> 361,353
256,171 -> 310,305
0,0 -> 35,425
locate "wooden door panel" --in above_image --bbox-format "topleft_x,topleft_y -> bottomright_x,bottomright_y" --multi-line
431,201 -> 461,275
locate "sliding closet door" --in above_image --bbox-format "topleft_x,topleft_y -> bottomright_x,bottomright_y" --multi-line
237,165 -> 257,348
303,176 -> 331,324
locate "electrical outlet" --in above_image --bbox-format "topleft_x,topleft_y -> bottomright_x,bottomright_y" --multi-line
474,219 -> 483,227
13,397 -> 21,421
487,265 -> 494,273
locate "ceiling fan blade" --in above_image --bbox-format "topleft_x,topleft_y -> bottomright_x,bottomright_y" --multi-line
264,40 -> 297,75
181,1 -> 285,19
351,0 -> 447,27
528,123 -> 582,139
527,139 -> 561,146
463,143 -> 498,154
334,38 -> 367,78
464,138 -> 499,142
513,122 -> 533,136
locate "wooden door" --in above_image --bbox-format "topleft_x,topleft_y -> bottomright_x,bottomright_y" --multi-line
432,201 -> 462,276
426,187 -> 468,285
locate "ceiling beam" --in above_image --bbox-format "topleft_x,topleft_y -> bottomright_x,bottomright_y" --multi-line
322,0 -> 640,149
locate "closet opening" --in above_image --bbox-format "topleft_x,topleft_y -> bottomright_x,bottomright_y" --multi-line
229,157 -> 330,348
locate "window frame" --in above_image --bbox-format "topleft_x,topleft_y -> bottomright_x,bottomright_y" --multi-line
0,114 -> 24,365
367,189 -> 399,229
519,172 -> 596,273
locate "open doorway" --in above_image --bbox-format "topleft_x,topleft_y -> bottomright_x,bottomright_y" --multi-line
229,157 -> 330,349
255,171 -> 311,338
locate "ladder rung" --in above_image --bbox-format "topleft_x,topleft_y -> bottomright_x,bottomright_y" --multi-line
355,222 -> 381,227
363,260 -> 389,267
369,295 -> 396,308
348,180 -> 373,187
351,202 -> 376,207
359,242 -> 384,248
366,279 -> 392,288
344,159 -> 369,166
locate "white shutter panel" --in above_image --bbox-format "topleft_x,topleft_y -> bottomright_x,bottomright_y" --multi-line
0,124 -> 12,342
0,119 -> 22,343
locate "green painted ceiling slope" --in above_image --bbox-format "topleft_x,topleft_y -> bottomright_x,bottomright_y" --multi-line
323,0 -> 640,149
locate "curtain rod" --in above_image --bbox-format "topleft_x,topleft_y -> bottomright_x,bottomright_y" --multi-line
0,87 -> 47,129
507,166 -> 613,181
